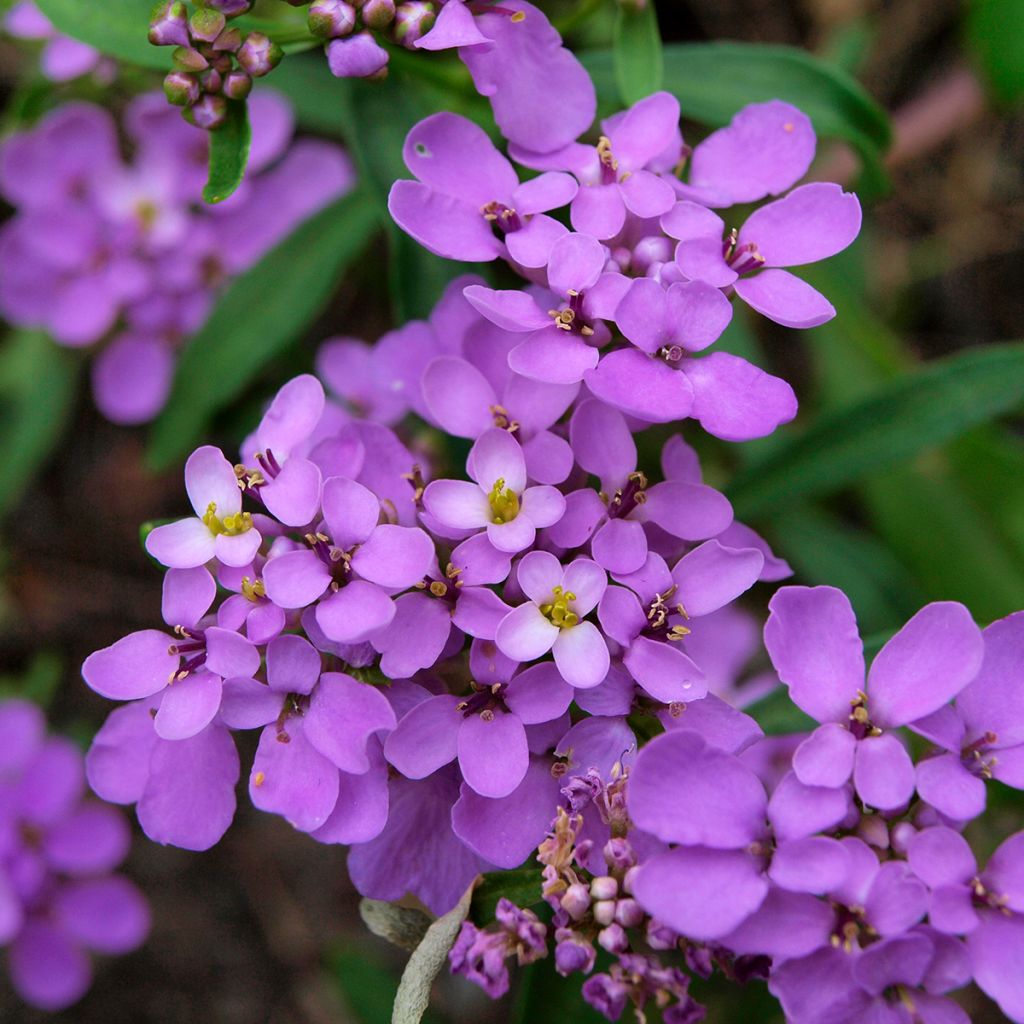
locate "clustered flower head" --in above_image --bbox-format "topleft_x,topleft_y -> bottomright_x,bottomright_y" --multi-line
0,90 -> 352,423
149,0 -> 284,130
390,91 -> 861,440
0,699 -> 149,1011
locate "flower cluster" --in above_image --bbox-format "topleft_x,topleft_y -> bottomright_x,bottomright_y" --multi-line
3,1 -> 114,82
149,1 -> 283,129
0,699 -> 149,1011
0,90 -> 352,423
389,92 -> 861,440
455,595 -> 1024,1022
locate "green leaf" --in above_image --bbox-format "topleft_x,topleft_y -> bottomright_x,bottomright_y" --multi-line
147,191 -> 377,469
0,331 -> 79,518
583,42 -> 891,183
35,0 -> 171,69
612,1 -> 663,105
966,0 -> 1024,105
470,867 -> 544,924
0,652 -> 63,708
729,342 -> 1024,521
203,101 -> 251,204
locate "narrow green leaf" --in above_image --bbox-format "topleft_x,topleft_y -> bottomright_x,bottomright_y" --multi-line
202,101 -> 251,204
729,342 -> 1024,520
35,0 -> 171,69
612,1 -> 663,105
0,331 -> 79,518
147,191 -> 377,468
583,42 -> 890,183
966,0 -> 1024,106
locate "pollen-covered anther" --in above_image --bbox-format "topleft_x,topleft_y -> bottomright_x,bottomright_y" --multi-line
489,404 -> 520,433
253,771 -> 266,787
487,477 -> 521,523
541,586 -> 579,628
202,501 -> 253,536
429,580 -> 448,597
240,576 -> 265,601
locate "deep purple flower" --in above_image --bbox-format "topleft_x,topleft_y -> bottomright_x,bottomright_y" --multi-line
764,586 -> 984,810
388,112 -> 576,267
0,700 -> 149,1011
511,92 -> 680,240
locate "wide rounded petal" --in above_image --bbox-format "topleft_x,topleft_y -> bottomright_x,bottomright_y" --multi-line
681,351 -> 797,440
421,357 -> 496,437
9,922 -> 91,1011
615,276 -> 670,354
591,518 -> 648,575
665,279 -> 734,352
470,426 -> 527,493
145,516 -> 216,569
907,827 -> 977,889
162,566 -> 216,630
389,179 -> 505,261
916,753 -> 987,822
868,601 -> 983,728
311,741 -> 390,845
92,333 -> 174,425
508,328 -> 599,385
769,836 -> 850,894
619,170 -> 676,218
570,184 -> 625,239
321,475 -> 381,548
516,549 -> 563,603
82,629 -> 176,701
383,694 -> 461,778
495,603 -> 558,662
633,847 -> 768,940
305,671 -> 397,774
185,444 -> 241,518
553,621 -> 609,688
458,709 -> 529,798
262,548 -> 331,609
721,887 -> 835,959
957,612 -> 1024,747
254,373 -> 324,458
624,635 -> 706,703
740,182 -> 862,268
985,832 -> 1024,912
764,585 -> 864,724
671,539 -> 763,617
547,232 -> 606,296
585,348 -> 694,424
628,729 -> 766,848
423,479 -> 492,530
569,397 -> 636,485
260,457 -> 322,528
137,724 -> 239,851
154,671 -> 221,740
43,804 -> 130,876
55,876 -> 150,954
463,284 -> 550,332
85,702 -> 159,805
967,914 -> 1024,1022
735,269 -> 835,329
504,663 -> 574,724
854,733 -> 915,811
351,525 -> 434,589
793,723 -> 857,788
315,581 -> 395,643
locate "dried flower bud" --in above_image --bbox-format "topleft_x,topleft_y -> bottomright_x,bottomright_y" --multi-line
189,7 -> 226,43
326,31 -> 388,79
185,92 -> 228,130
237,32 -> 283,76
172,45 -> 209,72
163,69 -> 200,107
393,0 -> 435,46
309,0 -> 357,38
222,69 -> 252,100
360,0 -> 395,31
148,0 -> 191,47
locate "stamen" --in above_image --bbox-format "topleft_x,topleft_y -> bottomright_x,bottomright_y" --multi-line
540,586 -> 579,628
487,477 -> 521,524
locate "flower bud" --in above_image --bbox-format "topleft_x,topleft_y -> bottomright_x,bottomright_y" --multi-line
857,813 -> 890,850
237,32 -> 283,76
590,875 -> 618,901
222,69 -> 252,100
189,7 -> 226,43
597,922 -> 628,954
614,898 -> 644,928
202,0 -> 254,15
326,31 -> 388,78
633,234 -> 673,273
360,0 -> 395,31
199,66 -> 223,93
622,864 -> 640,894
185,92 -> 228,130
163,69 -> 200,107
554,933 -> 596,976
560,882 -> 590,921
172,45 -> 209,72
148,1 -> 191,47
602,838 -> 636,873
393,1 -> 435,46
645,918 -> 678,951
592,900 -> 615,926
212,25 -> 243,51
309,0 -> 357,38
890,821 -> 917,854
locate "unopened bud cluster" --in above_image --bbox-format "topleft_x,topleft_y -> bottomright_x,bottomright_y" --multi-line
149,0 -> 283,129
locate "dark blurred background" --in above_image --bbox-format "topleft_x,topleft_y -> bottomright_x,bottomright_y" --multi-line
1,0 -> 1022,1020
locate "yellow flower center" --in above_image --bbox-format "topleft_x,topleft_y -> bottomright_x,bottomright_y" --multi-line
540,586 -> 579,629
202,501 -> 253,537
240,576 -> 265,602
487,478 -> 521,524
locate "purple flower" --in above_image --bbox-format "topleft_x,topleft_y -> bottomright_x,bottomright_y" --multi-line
425,0 -> 596,154
82,566 -> 259,740
326,29 -> 389,78
146,445 -> 262,568
911,611 -> 1024,821
663,182 -> 862,330
422,427 -> 566,554
764,586 -> 984,810
598,543 -> 764,704
464,233 -> 629,384
388,112 -> 576,267
495,551 -> 610,688
0,700 -> 149,1011
511,92 -> 680,240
